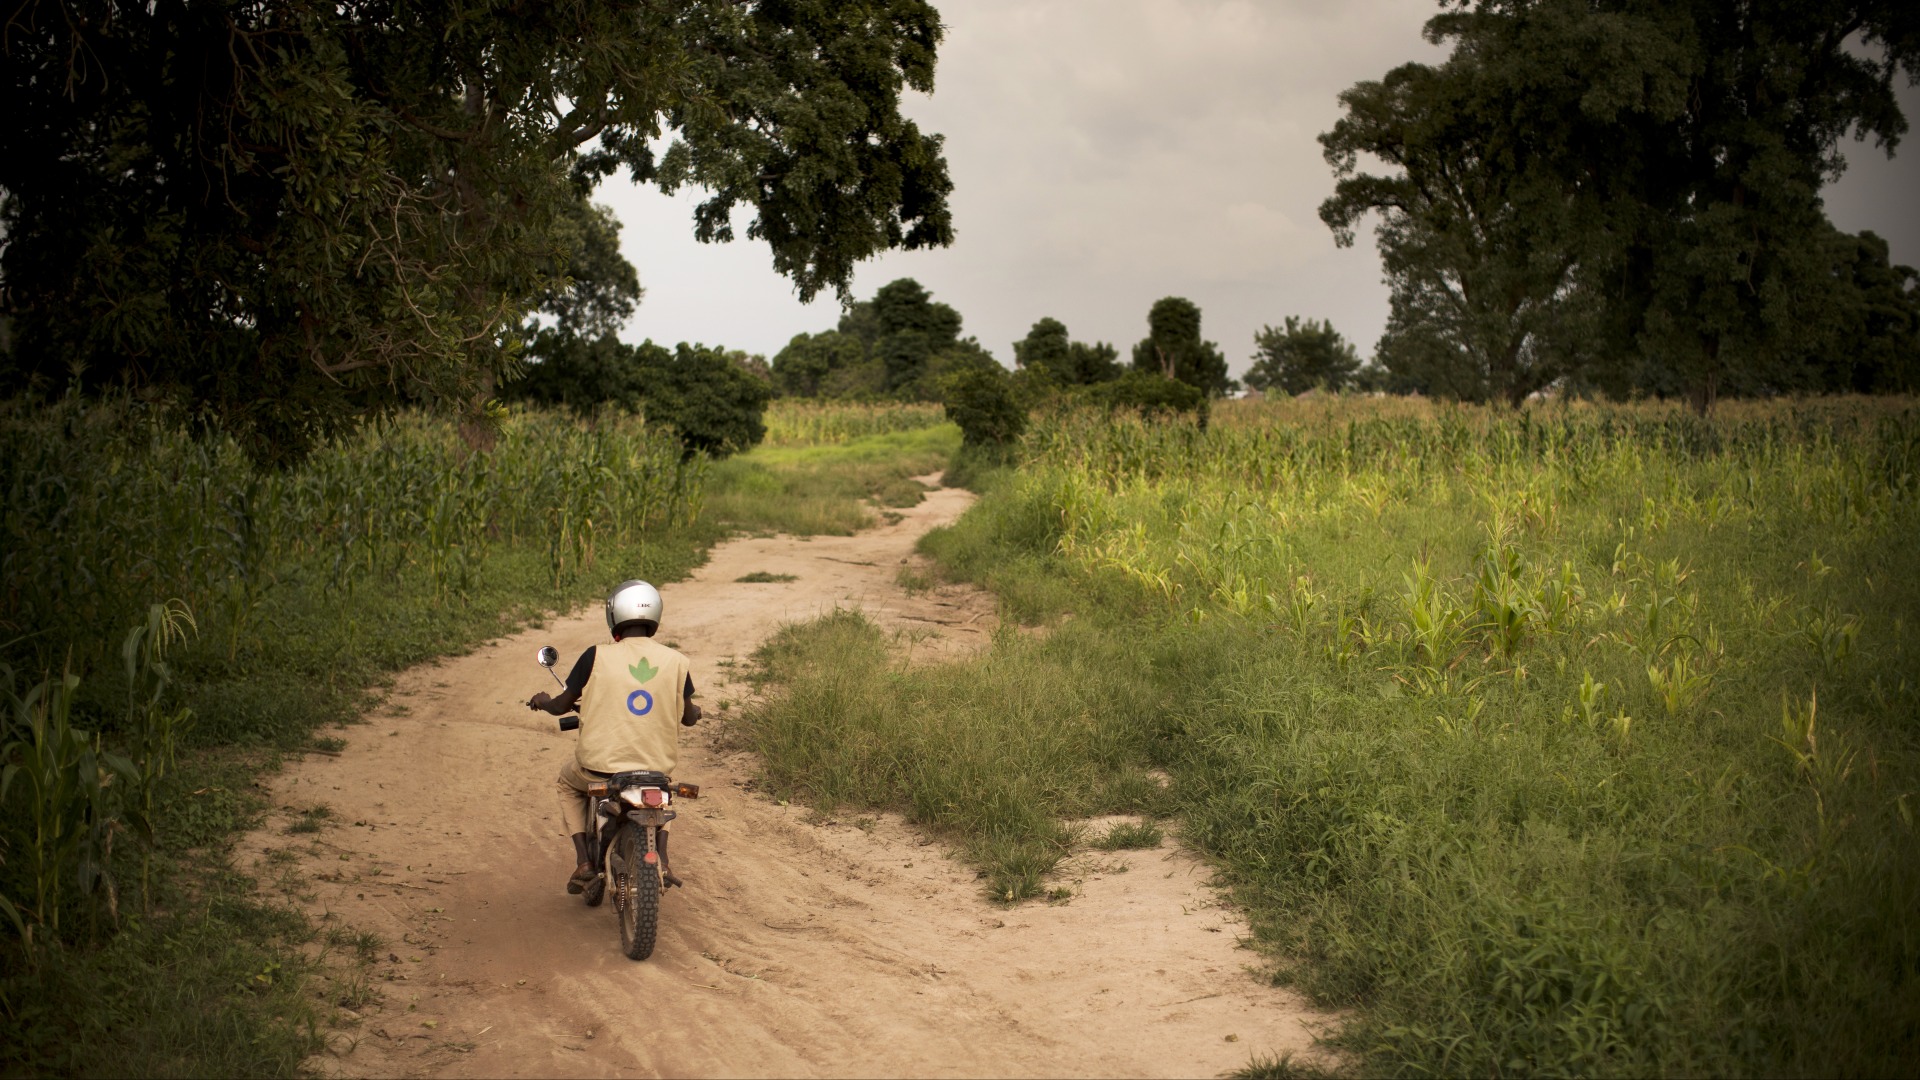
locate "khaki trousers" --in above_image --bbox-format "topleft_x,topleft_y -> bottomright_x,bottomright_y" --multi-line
556,758 -> 672,837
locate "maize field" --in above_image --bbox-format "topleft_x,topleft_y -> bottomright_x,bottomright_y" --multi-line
752,393 -> 1920,1076
759,399 -> 948,446
0,400 -> 706,683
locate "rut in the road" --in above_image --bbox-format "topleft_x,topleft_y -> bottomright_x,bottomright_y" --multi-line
254,478 -> 1336,1079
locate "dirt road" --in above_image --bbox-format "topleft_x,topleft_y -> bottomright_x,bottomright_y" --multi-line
258,478 -> 1332,1078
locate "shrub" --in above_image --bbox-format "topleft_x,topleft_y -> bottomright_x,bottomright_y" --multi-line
509,338 -> 770,457
635,342 -> 772,458
942,366 -> 1026,448
1077,370 -> 1207,422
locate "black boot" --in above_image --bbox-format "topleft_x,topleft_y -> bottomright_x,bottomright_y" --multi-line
566,832 -> 595,894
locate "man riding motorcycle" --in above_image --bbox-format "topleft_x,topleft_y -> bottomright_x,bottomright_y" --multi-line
527,579 -> 702,893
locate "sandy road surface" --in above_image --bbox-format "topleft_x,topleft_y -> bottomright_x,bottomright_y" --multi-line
254,478 -> 1332,1078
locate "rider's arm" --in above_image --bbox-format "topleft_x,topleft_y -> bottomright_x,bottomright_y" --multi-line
682,674 -> 701,726
529,647 -> 595,714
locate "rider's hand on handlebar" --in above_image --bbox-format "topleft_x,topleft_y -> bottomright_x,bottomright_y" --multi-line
527,691 -> 553,712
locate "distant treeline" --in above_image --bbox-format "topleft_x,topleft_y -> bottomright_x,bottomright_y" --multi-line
767,282 -> 1248,449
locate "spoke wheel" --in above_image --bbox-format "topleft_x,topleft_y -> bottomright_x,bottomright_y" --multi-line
613,821 -> 661,961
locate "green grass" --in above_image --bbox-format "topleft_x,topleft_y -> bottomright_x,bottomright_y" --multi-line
743,397 -> 1920,1077
736,571 -> 800,583
1091,820 -> 1164,850
286,806 -> 333,835
743,608 -> 1172,902
0,749 -> 344,1076
703,424 -> 960,535
1231,1051 -> 1343,1079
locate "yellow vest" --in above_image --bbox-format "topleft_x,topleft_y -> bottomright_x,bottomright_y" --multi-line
575,637 -> 691,774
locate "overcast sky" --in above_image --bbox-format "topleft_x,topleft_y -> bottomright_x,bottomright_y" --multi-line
598,0 -> 1920,379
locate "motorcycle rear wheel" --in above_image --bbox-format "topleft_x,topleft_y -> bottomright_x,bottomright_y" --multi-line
612,821 -> 661,960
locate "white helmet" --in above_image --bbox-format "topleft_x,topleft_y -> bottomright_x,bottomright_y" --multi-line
605,579 -> 664,638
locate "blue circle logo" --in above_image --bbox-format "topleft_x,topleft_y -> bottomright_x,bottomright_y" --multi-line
626,689 -> 654,716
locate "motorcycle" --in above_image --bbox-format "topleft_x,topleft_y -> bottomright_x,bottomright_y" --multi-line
536,645 -> 699,961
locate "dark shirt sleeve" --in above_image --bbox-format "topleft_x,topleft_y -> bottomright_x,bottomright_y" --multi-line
565,647 -> 595,697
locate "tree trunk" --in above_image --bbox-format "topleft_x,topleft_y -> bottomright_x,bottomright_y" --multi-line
1690,337 -> 1721,416
1495,333 -> 1526,408
459,370 -> 499,456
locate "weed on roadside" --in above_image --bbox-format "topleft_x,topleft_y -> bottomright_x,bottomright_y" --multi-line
896,564 -> 936,594
1230,1051 -> 1343,1079
287,806 -> 334,835
1092,820 -> 1163,851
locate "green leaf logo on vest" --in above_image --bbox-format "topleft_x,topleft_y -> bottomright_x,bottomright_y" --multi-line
626,657 -> 659,715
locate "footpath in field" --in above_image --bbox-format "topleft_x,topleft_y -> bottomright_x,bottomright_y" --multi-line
256,477 -> 1332,1078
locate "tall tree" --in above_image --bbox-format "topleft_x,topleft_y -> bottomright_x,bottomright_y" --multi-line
514,197 -> 645,405
1558,0 -> 1920,410
1130,297 -> 1232,397
1796,229 -> 1920,394
771,331 -> 878,398
869,277 -> 964,391
509,338 -> 770,457
1327,0 -> 1919,409
529,200 -> 643,344
1246,318 -> 1364,395
1320,15 -> 1611,405
1459,0 -> 1920,409
1014,318 -> 1072,379
0,0 -> 954,464
1014,317 -> 1120,385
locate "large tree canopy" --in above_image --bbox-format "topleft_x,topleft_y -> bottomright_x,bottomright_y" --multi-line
769,276 -> 993,400
1320,41 -> 1602,405
1013,317 -> 1120,387
508,338 -> 771,457
1130,297 -> 1232,398
1246,317 -> 1363,396
1324,0 -> 1919,408
0,0 -> 954,463
770,330 -> 881,398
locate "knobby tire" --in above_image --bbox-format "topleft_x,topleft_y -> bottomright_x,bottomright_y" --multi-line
613,820 -> 661,960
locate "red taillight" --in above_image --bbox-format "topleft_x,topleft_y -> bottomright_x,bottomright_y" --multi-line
641,788 -> 666,807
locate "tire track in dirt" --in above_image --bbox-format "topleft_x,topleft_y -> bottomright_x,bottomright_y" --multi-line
256,477 -> 1334,1078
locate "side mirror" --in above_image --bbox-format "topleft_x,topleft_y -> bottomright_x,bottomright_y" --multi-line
537,645 -> 559,668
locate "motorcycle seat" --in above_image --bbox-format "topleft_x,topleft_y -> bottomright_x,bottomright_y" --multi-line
607,769 -> 672,789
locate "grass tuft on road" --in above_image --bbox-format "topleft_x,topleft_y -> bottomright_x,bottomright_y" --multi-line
743,608 -> 1172,902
